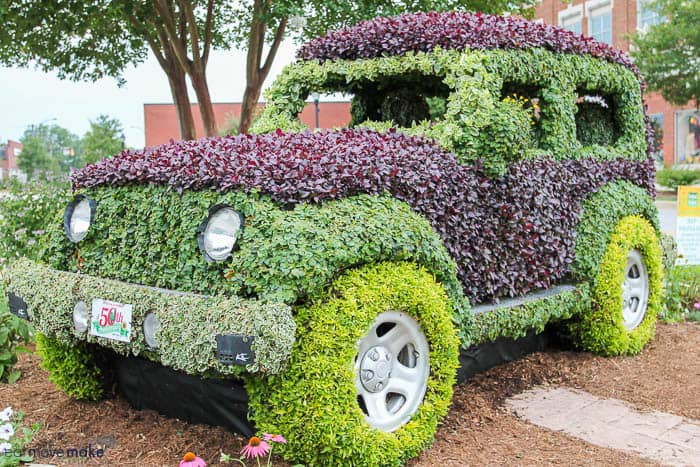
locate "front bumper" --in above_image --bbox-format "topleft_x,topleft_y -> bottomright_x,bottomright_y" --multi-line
3,259 -> 295,376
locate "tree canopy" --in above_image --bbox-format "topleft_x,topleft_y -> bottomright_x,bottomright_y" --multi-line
17,124 -> 82,179
631,0 -> 700,107
0,1 -> 539,140
18,134 -> 53,180
82,115 -> 125,165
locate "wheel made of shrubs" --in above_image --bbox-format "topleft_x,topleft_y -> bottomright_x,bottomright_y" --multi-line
36,333 -> 110,401
571,215 -> 663,356
246,262 -> 460,466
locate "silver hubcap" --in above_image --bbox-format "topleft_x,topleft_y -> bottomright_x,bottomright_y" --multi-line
622,249 -> 649,330
354,311 -> 430,432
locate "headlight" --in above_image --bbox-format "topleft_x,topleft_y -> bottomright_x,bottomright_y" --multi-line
73,301 -> 89,333
197,205 -> 244,262
63,195 -> 96,242
143,313 -> 160,350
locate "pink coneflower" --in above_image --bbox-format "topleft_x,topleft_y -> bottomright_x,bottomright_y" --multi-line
179,451 -> 206,467
694,301 -> 700,310
241,436 -> 270,459
262,433 -> 287,444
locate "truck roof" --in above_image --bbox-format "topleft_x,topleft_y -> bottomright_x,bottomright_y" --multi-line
297,11 -> 641,81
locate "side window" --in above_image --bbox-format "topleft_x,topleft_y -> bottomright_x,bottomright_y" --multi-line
575,93 -> 618,147
298,92 -> 352,130
348,74 -> 451,128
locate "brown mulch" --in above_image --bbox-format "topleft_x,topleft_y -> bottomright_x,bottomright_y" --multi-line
1,322 -> 698,466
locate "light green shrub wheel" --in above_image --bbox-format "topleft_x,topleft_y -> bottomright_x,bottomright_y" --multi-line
572,215 -> 664,356
36,333 -> 107,401
246,262 -> 460,466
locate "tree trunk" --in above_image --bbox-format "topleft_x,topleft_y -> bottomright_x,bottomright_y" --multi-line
238,12 -> 287,134
190,66 -> 217,136
167,66 -> 196,140
240,81 -> 262,134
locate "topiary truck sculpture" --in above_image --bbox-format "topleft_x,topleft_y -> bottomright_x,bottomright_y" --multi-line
5,11 -> 663,466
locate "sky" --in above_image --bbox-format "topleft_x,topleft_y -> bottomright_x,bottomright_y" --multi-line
0,39 -> 300,149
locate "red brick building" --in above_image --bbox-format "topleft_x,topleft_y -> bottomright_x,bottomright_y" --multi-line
144,102 -> 351,147
534,0 -> 699,167
0,140 -> 23,181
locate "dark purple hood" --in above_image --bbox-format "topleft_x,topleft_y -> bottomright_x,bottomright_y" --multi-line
71,128 -> 460,201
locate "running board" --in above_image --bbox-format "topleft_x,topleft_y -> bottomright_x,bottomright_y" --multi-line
471,284 -> 577,315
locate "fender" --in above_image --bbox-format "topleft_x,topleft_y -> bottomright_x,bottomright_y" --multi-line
572,180 -> 660,283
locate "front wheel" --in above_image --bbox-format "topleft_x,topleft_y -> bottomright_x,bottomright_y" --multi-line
570,215 -> 663,356
246,262 -> 460,467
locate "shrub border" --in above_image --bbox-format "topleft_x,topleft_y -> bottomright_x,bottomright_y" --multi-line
6,258 -> 296,376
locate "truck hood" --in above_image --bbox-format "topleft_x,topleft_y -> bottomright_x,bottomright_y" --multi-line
71,128 -> 458,203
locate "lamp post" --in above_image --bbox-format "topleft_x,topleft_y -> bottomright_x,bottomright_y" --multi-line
311,92 -> 320,130
29,117 -> 57,135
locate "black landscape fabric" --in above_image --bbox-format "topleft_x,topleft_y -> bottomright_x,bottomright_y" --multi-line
115,356 -> 254,437
116,330 -> 550,435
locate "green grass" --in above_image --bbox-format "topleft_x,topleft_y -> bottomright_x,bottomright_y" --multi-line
662,264 -> 700,323
673,264 -> 700,279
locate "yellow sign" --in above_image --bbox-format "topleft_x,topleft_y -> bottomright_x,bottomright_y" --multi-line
677,186 -> 700,265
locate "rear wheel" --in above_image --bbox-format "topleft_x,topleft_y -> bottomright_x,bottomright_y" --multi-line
571,216 -> 663,356
247,262 -> 460,467
621,249 -> 650,330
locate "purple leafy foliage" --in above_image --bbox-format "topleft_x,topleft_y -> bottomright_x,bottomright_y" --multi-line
72,129 -> 654,302
297,11 -> 641,83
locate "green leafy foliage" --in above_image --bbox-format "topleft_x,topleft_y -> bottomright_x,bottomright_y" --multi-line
41,186 -> 471,339
35,333 -> 104,401
8,258 -> 295,376
0,179 -> 71,263
472,285 -> 591,344
571,216 -> 664,355
247,262 -> 459,467
18,123 -> 83,176
0,282 -> 31,384
81,115 -> 124,165
0,409 -> 41,467
379,88 -> 432,128
16,135 -> 54,180
572,180 -> 660,282
662,265 -> 700,322
631,0 -> 700,107
656,168 -> 700,190
576,102 -> 615,147
467,98 -> 535,174
252,47 -> 646,175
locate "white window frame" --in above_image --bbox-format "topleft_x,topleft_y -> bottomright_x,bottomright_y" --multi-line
558,4 -> 583,34
586,0 -> 614,44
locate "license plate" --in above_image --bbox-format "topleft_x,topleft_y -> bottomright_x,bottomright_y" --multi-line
89,299 -> 133,343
